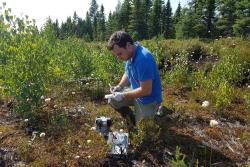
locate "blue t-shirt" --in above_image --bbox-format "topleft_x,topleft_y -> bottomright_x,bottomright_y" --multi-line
125,42 -> 163,104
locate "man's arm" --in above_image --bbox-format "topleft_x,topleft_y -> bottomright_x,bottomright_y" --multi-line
123,80 -> 152,99
117,73 -> 130,88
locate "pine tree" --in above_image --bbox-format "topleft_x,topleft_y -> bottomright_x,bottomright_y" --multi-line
173,2 -> 181,24
119,0 -> 131,32
233,0 -> 250,37
60,17 -> 74,39
149,0 -> 163,38
89,0 -> 98,22
194,0 -> 206,38
53,19 -> 60,38
97,4 -> 106,41
89,0 -> 99,40
204,0 -> 216,38
141,0 -> 152,39
178,8 -> 198,39
216,0 -> 236,37
106,12 -> 113,39
163,0 -> 174,38
72,11 -> 78,36
76,18 -> 85,38
128,0 -> 146,40
84,12 -> 93,41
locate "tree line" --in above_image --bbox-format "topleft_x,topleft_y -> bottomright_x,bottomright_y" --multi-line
43,0 -> 250,41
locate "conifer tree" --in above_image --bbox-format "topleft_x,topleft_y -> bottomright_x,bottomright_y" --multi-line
84,12 -> 93,41
233,0 -> 250,37
97,4 -> 106,41
216,0 -> 236,37
173,2 -> 181,24
128,0 -> 147,40
106,12 -> 114,39
89,0 -> 99,40
204,0 -> 216,38
89,0 -> 98,22
141,0 -> 152,38
149,0 -> 163,38
119,0 -> 131,32
164,0 -> 174,38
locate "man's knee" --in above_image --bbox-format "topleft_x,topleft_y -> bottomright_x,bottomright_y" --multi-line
108,98 -> 122,110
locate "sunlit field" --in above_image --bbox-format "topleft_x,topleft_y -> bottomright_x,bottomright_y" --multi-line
0,2 -> 250,167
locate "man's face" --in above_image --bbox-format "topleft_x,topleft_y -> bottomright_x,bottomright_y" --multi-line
111,43 -> 133,61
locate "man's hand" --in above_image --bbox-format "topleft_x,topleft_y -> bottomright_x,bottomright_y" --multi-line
113,92 -> 124,101
110,85 -> 122,93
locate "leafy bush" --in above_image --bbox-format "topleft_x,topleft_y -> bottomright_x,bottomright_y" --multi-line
131,118 -> 160,146
214,81 -> 235,109
244,88 -> 250,111
164,61 -> 189,89
170,146 -> 187,167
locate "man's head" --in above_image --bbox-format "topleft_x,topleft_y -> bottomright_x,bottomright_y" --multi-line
107,31 -> 135,61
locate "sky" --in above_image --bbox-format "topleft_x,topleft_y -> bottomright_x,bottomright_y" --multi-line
2,0 -> 189,29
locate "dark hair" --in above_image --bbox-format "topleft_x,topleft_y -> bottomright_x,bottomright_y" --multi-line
107,31 -> 134,50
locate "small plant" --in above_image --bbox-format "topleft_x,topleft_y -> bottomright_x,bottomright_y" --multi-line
214,81 -> 234,109
164,62 -> 189,89
170,146 -> 187,167
16,139 -> 34,163
244,89 -> 250,111
131,118 -> 160,146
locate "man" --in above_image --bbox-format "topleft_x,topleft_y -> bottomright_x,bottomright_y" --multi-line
107,31 -> 163,129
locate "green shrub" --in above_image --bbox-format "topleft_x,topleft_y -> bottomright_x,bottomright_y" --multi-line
131,118 -> 160,146
244,88 -> 250,111
170,146 -> 187,167
164,62 -> 189,89
214,81 -> 234,109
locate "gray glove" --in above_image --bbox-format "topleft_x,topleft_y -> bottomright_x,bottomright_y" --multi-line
112,92 -> 124,101
110,85 -> 122,93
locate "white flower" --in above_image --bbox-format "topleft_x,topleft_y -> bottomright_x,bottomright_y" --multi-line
86,83 -> 89,86
202,100 -> 210,107
87,155 -> 91,158
90,127 -> 96,131
119,129 -> 124,132
210,120 -> 219,127
24,119 -> 29,122
40,132 -> 46,137
87,140 -> 91,144
45,98 -> 51,103
248,85 -> 250,89
53,105 -> 58,109
71,92 -> 75,95
40,95 -> 45,100
75,155 -> 80,159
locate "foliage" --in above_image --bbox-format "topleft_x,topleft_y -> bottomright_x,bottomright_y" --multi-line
170,146 -> 187,167
244,88 -> 250,111
131,118 -> 160,146
164,62 -> 189,89
214,81 -> 234,109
